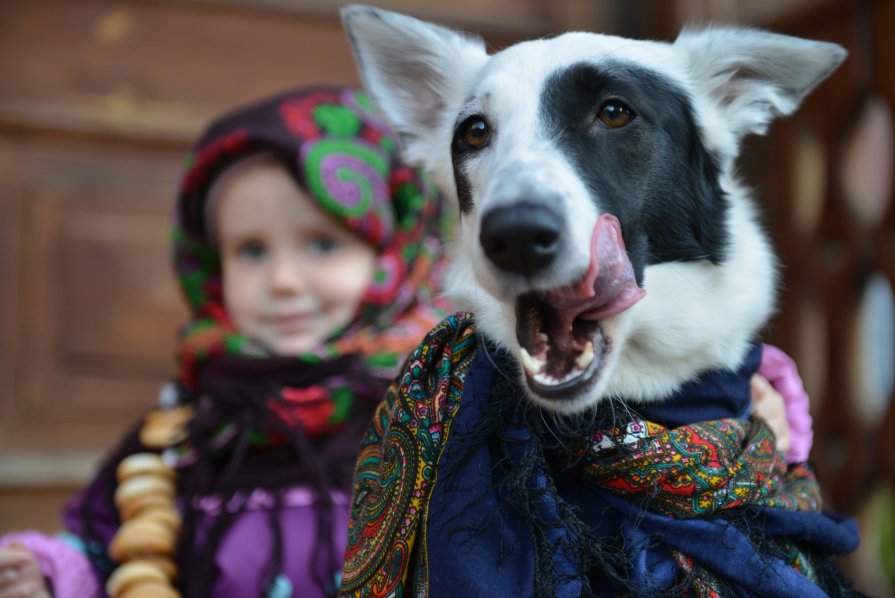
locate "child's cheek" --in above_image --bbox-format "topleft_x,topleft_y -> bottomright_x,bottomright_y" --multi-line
329,256 -> 375,301
223,262 -> 264,326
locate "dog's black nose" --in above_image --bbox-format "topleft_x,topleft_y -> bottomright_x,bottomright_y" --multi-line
480,203 -> 562,276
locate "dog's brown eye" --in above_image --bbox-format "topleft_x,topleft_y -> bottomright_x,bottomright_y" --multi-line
597,102 -> 634,128
457,116 -> 491,150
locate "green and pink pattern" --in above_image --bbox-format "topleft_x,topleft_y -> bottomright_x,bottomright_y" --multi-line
171,87 -> 451,440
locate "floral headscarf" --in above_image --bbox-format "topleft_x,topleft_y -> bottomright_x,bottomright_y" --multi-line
171,87 -> 451,438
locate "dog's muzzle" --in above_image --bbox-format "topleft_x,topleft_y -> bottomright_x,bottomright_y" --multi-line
512,214 -> 646,400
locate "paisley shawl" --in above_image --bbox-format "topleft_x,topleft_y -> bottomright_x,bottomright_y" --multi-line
340,313 -> 860,597
341,313 -> 478,595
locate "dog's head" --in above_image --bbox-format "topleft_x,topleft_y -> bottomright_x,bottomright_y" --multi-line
342,6 -> 845,413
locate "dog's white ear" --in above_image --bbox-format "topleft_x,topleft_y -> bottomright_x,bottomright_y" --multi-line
341,5 -> 488,166
675,27 -> 846,139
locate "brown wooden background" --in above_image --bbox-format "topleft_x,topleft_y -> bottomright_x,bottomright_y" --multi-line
1,0 -> 892,594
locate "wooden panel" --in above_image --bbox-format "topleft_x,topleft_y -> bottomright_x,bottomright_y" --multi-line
0,139 -> 187,453
761,0 -> 894,514
873,0 -> 895,495
741,11 -> 894,593
207,0 -> 552,34
0,148 -> 24,444
0,0 -> 362,145
0,487 -> 80,534
0,0 -> 533,148
673,0 -> 832,25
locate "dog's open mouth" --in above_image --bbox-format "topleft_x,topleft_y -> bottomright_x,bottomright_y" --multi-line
515,214 -> 645,398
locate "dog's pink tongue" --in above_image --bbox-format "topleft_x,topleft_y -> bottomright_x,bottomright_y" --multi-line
545,214 -> 645,320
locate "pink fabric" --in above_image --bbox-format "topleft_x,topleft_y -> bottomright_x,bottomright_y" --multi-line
0,531 -> 102,598
759,344 -> 814,463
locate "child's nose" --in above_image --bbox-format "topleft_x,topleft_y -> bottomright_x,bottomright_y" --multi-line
269,253 -> 306,295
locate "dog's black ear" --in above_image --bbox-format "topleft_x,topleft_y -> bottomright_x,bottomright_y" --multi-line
341,5 -> 488,167
674,27 -> 846,142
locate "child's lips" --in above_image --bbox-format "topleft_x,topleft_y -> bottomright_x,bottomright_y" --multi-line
271,313 -> 315,331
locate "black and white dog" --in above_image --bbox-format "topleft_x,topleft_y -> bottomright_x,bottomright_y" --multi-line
341,6 -> 844,414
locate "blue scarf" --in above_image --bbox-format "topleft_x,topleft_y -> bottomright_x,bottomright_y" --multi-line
426,344 -> 859,596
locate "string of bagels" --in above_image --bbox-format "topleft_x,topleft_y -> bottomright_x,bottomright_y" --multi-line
105,405 -> 194,598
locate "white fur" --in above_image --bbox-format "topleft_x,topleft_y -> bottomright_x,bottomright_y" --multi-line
607,175 -> 778,402
342,5 -> 845,413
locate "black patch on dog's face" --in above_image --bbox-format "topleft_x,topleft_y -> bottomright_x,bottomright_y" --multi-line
541,62 -> 728,282
451,155 -> 475,215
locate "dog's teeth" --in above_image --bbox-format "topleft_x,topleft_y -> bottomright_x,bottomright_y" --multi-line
538,333 -> 548,344
520,347 -> 543,375
575,341 -> 595,370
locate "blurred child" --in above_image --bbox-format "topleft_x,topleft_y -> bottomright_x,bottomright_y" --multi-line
0,87 -> 450,598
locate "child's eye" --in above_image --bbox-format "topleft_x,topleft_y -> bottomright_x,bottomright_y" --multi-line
237,241 -> 267,260
309,236 -> 340,254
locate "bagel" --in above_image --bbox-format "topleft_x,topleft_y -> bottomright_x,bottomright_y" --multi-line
119,493 -> 172,522
117,579 -> 180,598
139,555 -> 178,581
114,475 -> 175,509
138,505 -> 181,534
106,560 -> 170,597
108,519 -> 176,562
139,407 -> 194,449
117,453 -> 175,483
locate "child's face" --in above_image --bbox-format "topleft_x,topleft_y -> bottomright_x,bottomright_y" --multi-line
213,159 -> 377,354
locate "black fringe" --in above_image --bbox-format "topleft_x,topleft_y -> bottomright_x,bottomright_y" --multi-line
433,360 -> 858,597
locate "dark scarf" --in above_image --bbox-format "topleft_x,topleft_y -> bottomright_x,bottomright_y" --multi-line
172,356 -> 390,597
340,313 -> 861,597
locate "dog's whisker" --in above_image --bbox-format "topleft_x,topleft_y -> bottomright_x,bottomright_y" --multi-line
663,261 -> 710,289
477,333 -> 516,384
538,409 -> 571,451
606,393 -> 638,432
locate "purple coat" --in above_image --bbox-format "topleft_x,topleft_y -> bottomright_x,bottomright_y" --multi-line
3,483 -> 348,598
